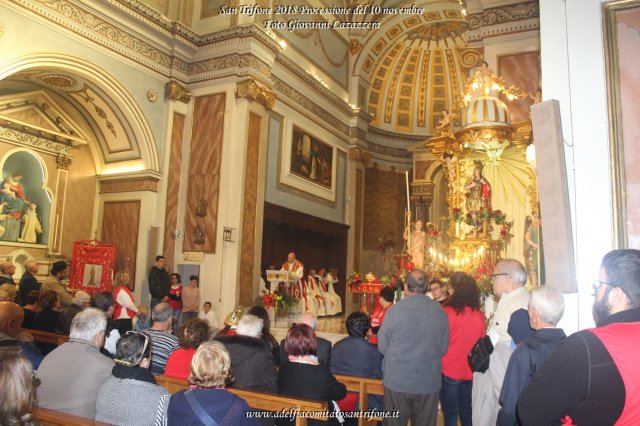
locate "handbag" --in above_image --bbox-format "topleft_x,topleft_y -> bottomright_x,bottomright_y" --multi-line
468,335 -> 494,373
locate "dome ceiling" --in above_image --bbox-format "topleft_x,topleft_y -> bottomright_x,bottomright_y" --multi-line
355,1 -> 481,137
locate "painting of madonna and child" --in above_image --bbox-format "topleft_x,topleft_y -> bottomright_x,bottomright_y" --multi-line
0,151 -> 51,246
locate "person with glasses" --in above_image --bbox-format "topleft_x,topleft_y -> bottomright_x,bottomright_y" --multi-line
429,279 -> 448,303
472,259 -> 531,426
518,249 -> 640,425
95,331 -> 170,425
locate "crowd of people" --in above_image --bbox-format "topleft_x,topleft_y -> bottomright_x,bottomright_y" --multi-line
1,249 -> 640,425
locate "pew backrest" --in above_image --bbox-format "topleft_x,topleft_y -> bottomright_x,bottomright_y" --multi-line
33,406 -> 110,426
22,329 -> 69,346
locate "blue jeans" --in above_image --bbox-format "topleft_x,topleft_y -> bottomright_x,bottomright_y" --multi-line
440,374 -> 472,426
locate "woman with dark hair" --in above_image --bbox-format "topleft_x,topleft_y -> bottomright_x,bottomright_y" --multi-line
168,273 -> 182,331
0,347 -> 38,426
31,290 -> 60,332
95,332 -> 170,425
370,285 -> 395,344
247,305 -> 280,364
167,341 -> 257,425
331,312 -> 383,419
440,272 -> 485,426
278,323 -> 346,426
165,318 -> 210,379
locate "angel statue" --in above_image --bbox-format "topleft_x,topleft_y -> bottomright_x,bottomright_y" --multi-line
403,220 -> 426,269
436,109 -> 455,138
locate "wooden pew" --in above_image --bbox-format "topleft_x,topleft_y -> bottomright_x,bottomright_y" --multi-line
155,375 -> 328,426
21,329 -> 69,347
334,374 -> 385,426
33,406 -> 110,426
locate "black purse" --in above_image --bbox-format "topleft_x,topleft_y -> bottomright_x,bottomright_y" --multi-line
468,335 -> 494,373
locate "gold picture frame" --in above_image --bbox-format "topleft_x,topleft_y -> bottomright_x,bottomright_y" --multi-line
603,0 -> 640,248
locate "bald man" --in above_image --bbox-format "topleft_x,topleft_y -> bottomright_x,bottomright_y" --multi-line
0,301 -> 43,368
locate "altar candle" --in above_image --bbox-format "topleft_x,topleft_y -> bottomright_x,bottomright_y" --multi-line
405,170 -> 411,213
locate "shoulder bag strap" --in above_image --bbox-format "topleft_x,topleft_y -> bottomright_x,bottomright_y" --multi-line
185,390 -> 219,426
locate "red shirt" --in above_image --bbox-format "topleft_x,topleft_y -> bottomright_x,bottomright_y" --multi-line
441,305 -> 486,380
168,285 -> 182,311
164,348 -> 196,380
370,305 -> 390,345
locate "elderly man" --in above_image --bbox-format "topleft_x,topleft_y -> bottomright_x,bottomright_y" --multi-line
55,290 -> 91,335
0,301 -> 43,368
215,314 -> 278,393
378,269 -> 449,426
148,255 -> 170,312
145,302 -> 179,374
18,259 -> 39,307
0,260 -> 16,285
472,259 -> 531,426
280,312 -> 332,366
497,286 -> 566,425
518,249 -> 640,425
41,260 -> 72,308
36,308 -> 114,418
280,252 -> 304,302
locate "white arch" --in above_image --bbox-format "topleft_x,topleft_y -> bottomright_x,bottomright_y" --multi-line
0,53 -> 160,172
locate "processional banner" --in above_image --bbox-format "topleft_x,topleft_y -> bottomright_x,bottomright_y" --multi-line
70,240 -> 116,293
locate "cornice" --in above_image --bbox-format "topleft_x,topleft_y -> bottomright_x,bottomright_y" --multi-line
367,141 -> 411,159
468,1 -> 539,28
367,126 -> 429,142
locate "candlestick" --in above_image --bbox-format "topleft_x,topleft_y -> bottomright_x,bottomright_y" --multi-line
405,170 -> 411,213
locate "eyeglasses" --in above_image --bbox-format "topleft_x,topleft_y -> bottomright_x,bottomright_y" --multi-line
430,286 -> 442,291
121,331 -> 151,366
490,273 -> 510,279
592,279 -> 619,292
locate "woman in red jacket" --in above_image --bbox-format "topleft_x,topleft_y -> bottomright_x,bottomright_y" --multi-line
440,272 -> 486,426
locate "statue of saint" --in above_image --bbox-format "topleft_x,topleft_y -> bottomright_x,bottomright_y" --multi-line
524,214 -> 544,287
464,161 -> 492,213
403,220 -> 426,269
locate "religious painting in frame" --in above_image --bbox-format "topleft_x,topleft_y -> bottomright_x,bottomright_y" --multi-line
603,0 -> 640,248
70,240 -> 116,293
280,123 -> 337,202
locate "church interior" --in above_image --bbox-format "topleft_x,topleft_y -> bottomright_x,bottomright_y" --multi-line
0,0 -> 634,343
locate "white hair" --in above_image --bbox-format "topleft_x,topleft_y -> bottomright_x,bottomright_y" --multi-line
70,308 -> 107,341
72,291 -> 91,306
500,259 -> 528,286
23,259 -> 38,271
298,312 -> 318,331
530,286 -> 565,326
236,314 -> 263,338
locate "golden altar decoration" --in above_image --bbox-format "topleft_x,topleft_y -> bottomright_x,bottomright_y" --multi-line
407,62 -> 539,283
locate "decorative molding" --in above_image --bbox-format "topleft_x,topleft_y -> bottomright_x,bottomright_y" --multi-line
348,147 -> 372,166
188,53 -> 271,81
235,78 -> 276,110
368,126 -> 428,142
411,182 -> 435,205
146,89 -> 157,103
366,141 -> 411,159
0,124 -> 72,155
272,75 -> 350,137
98,175 -> 159,193
166,80 -> 191,103
468,1 -> 539,28
56,154 -> 72,170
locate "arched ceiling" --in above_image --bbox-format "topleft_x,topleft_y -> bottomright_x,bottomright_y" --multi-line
0,69 -> 144,168
354,0 -> 480,137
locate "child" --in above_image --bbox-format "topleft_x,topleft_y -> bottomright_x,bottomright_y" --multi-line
133,305 -> 150,331
198,301 -> 218,331
168,273 -> 182,332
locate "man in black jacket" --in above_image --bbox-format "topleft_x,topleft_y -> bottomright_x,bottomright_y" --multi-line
498,286 -> 566,425
518,249 -> 640,425
148,255 -> 170,312
18,259 -> 39,306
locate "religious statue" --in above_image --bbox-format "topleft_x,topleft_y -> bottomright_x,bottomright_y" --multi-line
18,203 -> 42,243
436,109 -> 455,138
403,220 -> 426,269
442,152 -> 457,185
0,173 -> 28,219
464,160 -> 492,213
524,214 -> 544,287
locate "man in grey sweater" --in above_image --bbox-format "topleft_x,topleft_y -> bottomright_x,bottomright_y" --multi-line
378,269 -> 449,426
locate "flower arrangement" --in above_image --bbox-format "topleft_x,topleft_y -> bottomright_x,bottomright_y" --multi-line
491,209 -> 507,225
255,290 -> 293,317
426,226 -> 441,245
347,272 -> 364,287
499,221 -> 514,245
472,256 -> 495,297
452,208 -> 463,223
